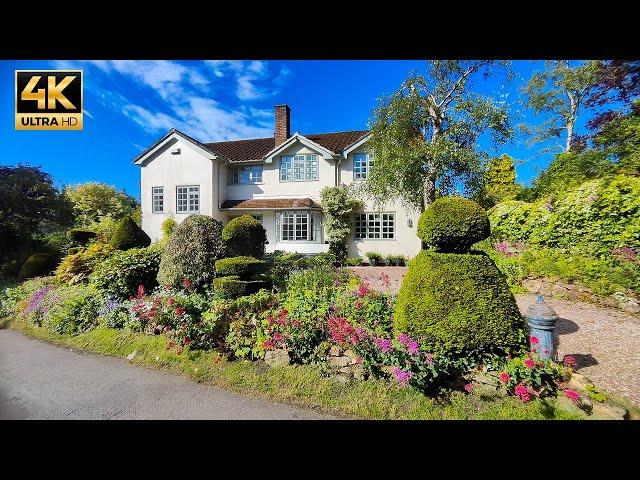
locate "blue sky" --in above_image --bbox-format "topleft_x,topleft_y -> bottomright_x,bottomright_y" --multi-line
0,60 -> 588,199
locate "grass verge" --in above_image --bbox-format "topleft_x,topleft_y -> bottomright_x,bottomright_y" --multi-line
6,317 -> 581,420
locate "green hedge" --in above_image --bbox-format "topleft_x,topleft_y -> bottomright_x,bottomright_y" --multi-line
222,215 -> 267,259
215,256 -> 266,278
110,217 -> 151,250
67,229 -> 98,245
417,197 -> 490,253
18,253 -> 56,281
395,250 -> 526,358
90,247 -> 161,299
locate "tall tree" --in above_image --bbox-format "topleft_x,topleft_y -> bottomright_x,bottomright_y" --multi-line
64,182 -> 138,227
474,154 -> 522,208
364,60 -> 512,211
523,60 -> 600,153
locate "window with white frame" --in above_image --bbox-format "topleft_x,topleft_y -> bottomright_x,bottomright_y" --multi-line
228,165 -> 263,184
276,211 -> 322,242
152,187 -> 164,213
176,185 -> 200,213
354,212 -> 395,239
354,153 -> 374,180
280,154 -> 318,181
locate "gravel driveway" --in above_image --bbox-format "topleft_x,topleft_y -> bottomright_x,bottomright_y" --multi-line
349,266 -> 640,407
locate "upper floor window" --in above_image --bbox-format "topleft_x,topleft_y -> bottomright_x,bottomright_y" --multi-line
354,153 -> 374,180
280,154 -> 318,181
176,185 -> 199,213
229,165 -> 263,184
354,212 -> 395,239
152,186 -> 164,213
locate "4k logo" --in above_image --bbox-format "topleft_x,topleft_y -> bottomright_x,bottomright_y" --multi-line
15,70 -> 83,130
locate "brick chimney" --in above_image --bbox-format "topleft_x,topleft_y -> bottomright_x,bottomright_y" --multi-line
274,104 -> 291,147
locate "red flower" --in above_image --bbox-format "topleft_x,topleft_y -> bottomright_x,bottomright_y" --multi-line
356,283 -> 371,297
564,389 -> 580,403
167,297 -> 175,306
137,285 -> 145,297
514,384 -> 531,402
563,355 -> 576,368
183,336 -> 191,345
464,383 -> 474,393
273,332 -> 282,342
182,278 -> 192,290
532,348 -> 538,353
262,340 -> 274,350
524,359 -> 536,369
292,320 -> 301,329
175,307 -> 185,317
530,336 -> 539,345
354,301 -> 363,310
175,346 -> 183,355
499,372 -> 510,383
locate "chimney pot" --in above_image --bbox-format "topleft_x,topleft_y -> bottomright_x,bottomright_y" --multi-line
274,104 -> 291,147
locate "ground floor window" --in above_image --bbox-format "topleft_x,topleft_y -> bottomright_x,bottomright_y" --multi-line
354,212 -> 395,239
276,210 -> 322,242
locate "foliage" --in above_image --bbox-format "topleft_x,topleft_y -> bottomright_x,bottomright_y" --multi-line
499,344 -> 561,402
109,216 -> 151,250
320,186 -> 363,262
417,196 -> 490,253
222,215 -> 267,259
1,276 -> 57,317
55,242 -> 114,283
161,218 -> 177,239
365,251 -> 383,265
345,257 -> 363,266
18,254 -> 57,281
334,282 -> 395,337
90,246 -> 162,299
592,99 -> 640,176
396,250 -> 527,358
67,228 -> 98,245
363,60 -> 512,210
64,182 -> 137,227
475,154 -> 523,208
213,276 -> 249,299
157,214 -> 223,289
215,256 -> 266,278
41,231 -> 74,257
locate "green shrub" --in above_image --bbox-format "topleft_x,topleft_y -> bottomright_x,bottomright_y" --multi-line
44,284 -> 104,335
161,218 -> 177,239
222,215 -> 267,259
418,197 -> 490,253
366,251 -> 383,265
90,247 -> 162,299
395,250 -> 527,358
264,251 -> 304,290
488,200 -> 550,244
68,228 -> 98,245
335,285 -> 396,337
67,247 -> 83,255
283,265 -> 339,323
110,216 -> 151,250
55,243 -> 113,283
18,253 -> 56,281
1,276 -> 57,317
157,214 -> 223,289
345,257 -> 363,266
42,231 -> 74,256
213,276 -> 247,299
215,256 -> 266,278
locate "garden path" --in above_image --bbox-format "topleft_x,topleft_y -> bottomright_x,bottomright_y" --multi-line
348,266 -> 640,407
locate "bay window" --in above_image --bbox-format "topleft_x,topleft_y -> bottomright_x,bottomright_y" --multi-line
276,211 -> 322,242
280,154 -> 318,181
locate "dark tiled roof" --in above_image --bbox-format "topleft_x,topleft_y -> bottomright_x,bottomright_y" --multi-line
206,130 -> 369,163
220,198 -> 322,209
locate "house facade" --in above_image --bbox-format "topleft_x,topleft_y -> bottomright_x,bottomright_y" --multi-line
134,105 -> 421,258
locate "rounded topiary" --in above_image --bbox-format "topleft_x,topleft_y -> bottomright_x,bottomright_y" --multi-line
18,253 -> 56,280
157,214 -> 223,289
222,215 -> 267,259
68,228 -> 98,245
110,217 -> 151,250
417,197 -> 490,253
395,250 -> 526,358
215,256 -> 266,278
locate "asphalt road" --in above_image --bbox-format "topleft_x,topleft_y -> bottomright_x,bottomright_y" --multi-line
0,330 -> 333,420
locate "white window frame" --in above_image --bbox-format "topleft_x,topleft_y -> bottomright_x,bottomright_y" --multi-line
354,212 -> 395,240
276,210 -> 322,243
280,154 -> 319,182
228,165 -> 263,185
354,153 -> 374,180
176,185 -> 200,214
152,186 -> 164,214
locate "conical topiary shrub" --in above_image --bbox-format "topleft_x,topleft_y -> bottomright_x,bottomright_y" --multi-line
110,216 -> 151,250
395,196 -> 526,358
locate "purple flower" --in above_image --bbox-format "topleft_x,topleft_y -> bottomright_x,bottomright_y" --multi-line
398,333 -> 410,346
424,353 -> 434,366
375,337 -> 392,353
392,367 -> 412,387
24,286 -> 53,314
408,341 -> 420,356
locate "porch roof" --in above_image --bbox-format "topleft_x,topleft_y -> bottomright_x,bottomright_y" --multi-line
220,198 -> 322,210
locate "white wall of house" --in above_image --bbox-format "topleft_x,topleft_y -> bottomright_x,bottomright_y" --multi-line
340,146 -> 422,259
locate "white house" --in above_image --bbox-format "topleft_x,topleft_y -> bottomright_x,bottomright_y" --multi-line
134,105 -> 421,258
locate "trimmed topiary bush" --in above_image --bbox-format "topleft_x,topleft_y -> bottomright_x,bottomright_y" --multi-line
18,253 -> 56,281
157,214 -> 223,289
215,256 -> 266,277
418,196 -> 490,253
395,250 -> 527,358
214,276 -> 248,299
90,246 -> 162,299
110,216 -> 151,250
67,228 -> 98,245
222,215 -> 267,259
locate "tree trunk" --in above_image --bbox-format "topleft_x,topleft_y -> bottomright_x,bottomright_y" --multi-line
423,173 -> 436,209
423,117 -> 442,210
565,90 -> 576,152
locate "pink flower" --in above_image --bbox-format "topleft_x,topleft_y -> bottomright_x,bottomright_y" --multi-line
354,301 -> 363,310
532,348 -> 538,353
407,341 -> 420,356
356,283 -> 371,297
514,384 -> 531,402
272,332 -> 282,342
262,340 -> 274,350
499,372 -> 510,383
563,355 -> 576,367
506,354 -> 512,360
530,336 -> 539,345
292,320 -> 301,329
564,389 -> 580,403
137,285 -> 145,297
464,383 -> 474,393
391,367 -> 411,387
375,337 -> 392,353
424,353 -> 434,366
167,297 -> 175,306
355,356 -> 363,365
182,278 -> 192,290
175,307 -> 185,317
524,359 -> 536,369
398,333 -> 410,346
